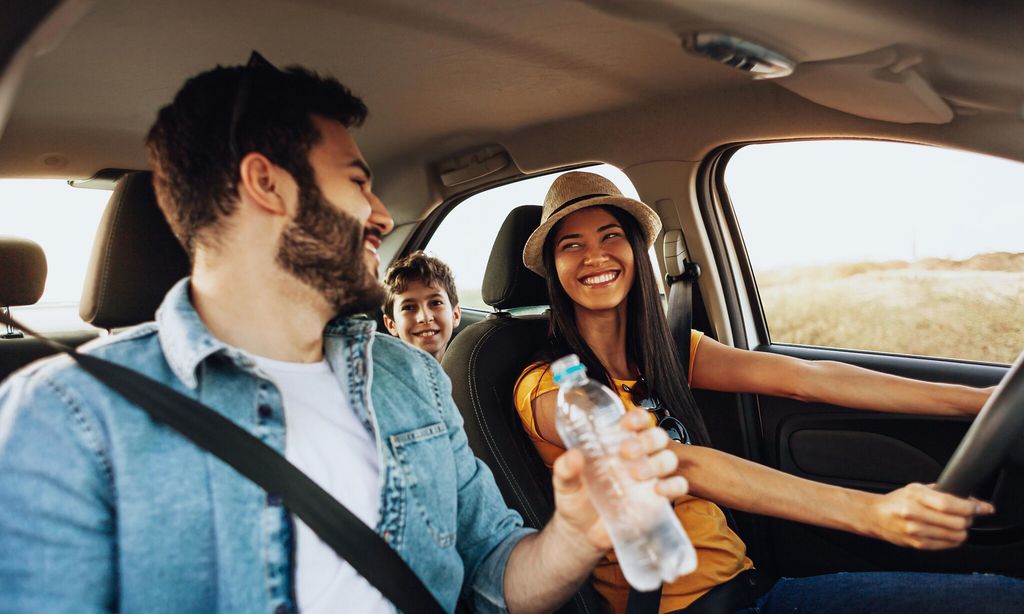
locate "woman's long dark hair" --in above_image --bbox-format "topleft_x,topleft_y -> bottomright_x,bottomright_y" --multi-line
541,205 -> 712,446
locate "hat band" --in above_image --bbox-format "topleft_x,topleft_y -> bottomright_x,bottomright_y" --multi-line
551,192 -> 610,217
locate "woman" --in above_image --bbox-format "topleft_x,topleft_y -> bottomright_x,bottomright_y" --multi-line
514,171 -> 1021,613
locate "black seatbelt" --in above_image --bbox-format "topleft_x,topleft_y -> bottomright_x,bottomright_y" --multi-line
663,228 -> 701,383
626,587 -> 663,614
0,311 -> 444,614
666,261 -> 701,382
624,231 -> 703,614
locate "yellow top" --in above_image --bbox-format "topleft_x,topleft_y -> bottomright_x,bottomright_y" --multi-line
513,330 -> 753,613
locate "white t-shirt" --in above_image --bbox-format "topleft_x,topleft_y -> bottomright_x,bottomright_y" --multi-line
253,355 -> 390,614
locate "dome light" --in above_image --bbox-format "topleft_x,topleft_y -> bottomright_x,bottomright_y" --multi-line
683,32 -> 795,79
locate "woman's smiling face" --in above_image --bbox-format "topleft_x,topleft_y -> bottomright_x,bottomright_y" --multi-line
553,206 -> 636,314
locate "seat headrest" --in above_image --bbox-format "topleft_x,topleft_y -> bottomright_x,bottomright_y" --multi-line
0,237 -> 47,307
481,205 -> 549,310
80,171 -> 190,329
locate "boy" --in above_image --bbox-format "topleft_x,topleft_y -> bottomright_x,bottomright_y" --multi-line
382,251 -> 461,361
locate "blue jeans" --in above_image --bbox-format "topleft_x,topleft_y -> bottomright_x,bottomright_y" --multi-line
742,571 -> 1024,613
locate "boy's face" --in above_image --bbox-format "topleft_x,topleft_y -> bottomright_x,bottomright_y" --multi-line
384,280 -> 461,361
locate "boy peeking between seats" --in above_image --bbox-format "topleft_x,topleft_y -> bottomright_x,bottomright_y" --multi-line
383,251 -> 461,362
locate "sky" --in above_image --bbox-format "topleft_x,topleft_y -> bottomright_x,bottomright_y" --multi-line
726,140 -> 1024,270
2,140 -> 1022,326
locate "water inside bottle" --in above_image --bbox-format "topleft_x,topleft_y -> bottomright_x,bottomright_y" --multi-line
553,353 -> 698,590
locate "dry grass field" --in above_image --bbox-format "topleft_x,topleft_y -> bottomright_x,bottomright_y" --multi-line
757,252 -> 1024,364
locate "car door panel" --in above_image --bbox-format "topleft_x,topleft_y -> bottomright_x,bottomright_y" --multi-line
785,427 -> 944,488
747,344 -> 1024,579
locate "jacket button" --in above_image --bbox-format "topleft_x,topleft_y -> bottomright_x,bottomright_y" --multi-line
258,404 -> 273,419
274,604 -> 288,614
267,494 -> 282,507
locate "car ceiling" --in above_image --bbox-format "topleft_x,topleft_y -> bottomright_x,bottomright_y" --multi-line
2,0 -> 1023,224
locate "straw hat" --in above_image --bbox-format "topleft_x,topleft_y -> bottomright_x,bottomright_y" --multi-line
522,171 -> 662,276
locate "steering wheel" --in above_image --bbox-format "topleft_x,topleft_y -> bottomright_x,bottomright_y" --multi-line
936,350 -> 1024,498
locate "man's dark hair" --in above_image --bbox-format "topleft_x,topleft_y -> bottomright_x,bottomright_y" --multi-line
541,205 -> 712,446
383,251 -> 460,317
145,59 -> 367,256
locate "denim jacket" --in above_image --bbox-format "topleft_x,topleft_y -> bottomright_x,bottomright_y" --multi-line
0,278 -> 531,613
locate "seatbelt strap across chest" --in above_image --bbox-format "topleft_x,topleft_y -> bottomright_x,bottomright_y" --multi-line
625,230 -> 702,614
664,229 -> 701,382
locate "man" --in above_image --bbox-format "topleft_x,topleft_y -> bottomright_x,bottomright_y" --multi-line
0,58 -> 686,612
383,251 -> 461,362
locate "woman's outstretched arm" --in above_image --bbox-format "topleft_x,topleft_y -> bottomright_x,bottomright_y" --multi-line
690,336 -> 992,416
673,442 -> 991,550
530,388 -> 991,550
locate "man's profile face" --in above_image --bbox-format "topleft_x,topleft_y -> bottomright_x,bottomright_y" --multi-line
275,116 -> 394,317
306,116 -> 391,278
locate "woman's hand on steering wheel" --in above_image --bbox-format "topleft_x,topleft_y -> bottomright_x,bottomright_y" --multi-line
867,482 -> 994,550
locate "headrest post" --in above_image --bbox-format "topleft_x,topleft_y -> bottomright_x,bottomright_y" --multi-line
2,305 -> 24,339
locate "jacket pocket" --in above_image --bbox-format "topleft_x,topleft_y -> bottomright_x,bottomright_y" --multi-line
389,422 -> 457,547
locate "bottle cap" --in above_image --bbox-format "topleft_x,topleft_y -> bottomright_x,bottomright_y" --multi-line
552,354 -> 586,384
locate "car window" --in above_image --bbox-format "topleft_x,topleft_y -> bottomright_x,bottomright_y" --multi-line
726,140 -> 1024,364
425,164 -> 664,310
2,180 -> 109,332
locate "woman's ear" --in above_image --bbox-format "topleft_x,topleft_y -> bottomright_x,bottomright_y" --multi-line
237,152 -> 292,216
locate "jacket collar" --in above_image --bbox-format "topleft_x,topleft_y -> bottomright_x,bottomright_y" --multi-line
156,277 -> 378,389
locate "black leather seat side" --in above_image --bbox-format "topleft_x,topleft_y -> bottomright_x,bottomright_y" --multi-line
0,331 -> 99,380
442,315 -> 553,525
441,205 -> 603,613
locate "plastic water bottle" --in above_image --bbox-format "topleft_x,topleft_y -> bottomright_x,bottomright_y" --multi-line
552,354 -> 697,591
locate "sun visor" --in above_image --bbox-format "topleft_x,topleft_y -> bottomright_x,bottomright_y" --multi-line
777,47 -> 954,125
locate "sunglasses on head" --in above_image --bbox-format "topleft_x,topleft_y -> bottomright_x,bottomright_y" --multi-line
621,377 -> 692,445
227,50 -> 281,163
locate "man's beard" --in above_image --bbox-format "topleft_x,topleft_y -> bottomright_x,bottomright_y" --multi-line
276,181 -> 386,318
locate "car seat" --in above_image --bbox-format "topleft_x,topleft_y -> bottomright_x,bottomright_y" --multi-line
1,171 -> 188,382
79,171 -> 190,330
0,236 -> 82,379
0,236 -> 46,318
441,205 -> 604,613
2,169 -> 191,379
